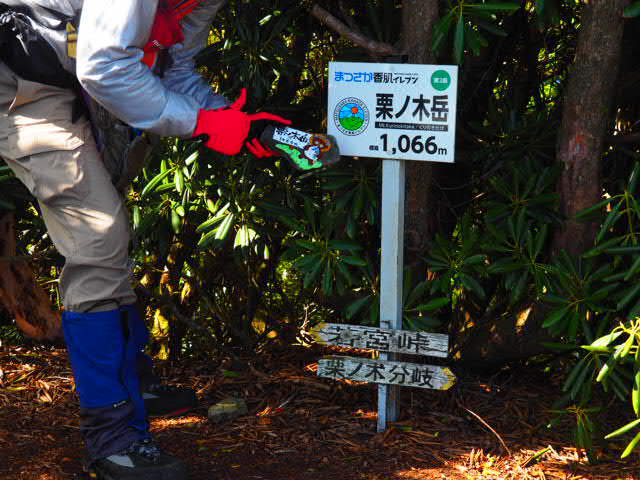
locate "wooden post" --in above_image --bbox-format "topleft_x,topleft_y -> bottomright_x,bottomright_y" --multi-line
377,158 -> 405,432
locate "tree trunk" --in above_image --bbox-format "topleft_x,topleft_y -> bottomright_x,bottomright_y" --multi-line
552,0 -> 628,256
0,212 -> 61,340
455,303 -> 555,370
459,0 -> 628,368
401,0 -> 439,265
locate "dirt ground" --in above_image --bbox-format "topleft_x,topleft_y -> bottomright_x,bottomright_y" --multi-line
1,343 -> 640,480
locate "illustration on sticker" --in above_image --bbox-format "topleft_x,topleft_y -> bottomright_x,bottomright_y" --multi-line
333,97 -> 370,136
259,125 -> 341,171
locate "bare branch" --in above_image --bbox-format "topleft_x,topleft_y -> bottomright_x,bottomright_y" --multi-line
310,4 -> 402,57
337,0 -> 361,34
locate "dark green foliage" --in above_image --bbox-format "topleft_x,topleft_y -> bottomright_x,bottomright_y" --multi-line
4,0 -> 640,459
540,159 -> 640,459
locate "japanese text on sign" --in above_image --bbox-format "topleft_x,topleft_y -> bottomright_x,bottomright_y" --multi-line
317,356 -> 456,390
328,62 -> 458,162
311,323 -> 448,358
334,71 -> 419,84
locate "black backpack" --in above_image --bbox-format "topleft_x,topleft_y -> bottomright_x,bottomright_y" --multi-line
0,2 -> 157,191
0,2 -> 78,89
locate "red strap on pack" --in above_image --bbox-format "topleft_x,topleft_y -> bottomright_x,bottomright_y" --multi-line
142,0 -> 202,68
172,0 -> 202,19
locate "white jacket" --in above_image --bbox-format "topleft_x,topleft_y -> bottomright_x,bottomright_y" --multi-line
3,0 -> 228,137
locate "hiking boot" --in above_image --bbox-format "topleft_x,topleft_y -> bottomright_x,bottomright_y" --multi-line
142,384 -> 198,417
87,438 -> 188,480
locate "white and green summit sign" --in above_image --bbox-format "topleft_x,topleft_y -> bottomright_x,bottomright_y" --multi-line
328,62 -> 458,163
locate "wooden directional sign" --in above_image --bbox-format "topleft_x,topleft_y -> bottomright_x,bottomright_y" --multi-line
311,323 -> 448,358
318,355 -> 456,390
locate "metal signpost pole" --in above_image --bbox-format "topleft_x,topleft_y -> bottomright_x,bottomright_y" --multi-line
327,61 -> 457,433
377,158 -> 405,432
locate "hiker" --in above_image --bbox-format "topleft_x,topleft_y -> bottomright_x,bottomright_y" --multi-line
0,0 -> 290,478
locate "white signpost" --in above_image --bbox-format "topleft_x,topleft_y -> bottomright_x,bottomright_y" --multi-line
324,61 -> 458,432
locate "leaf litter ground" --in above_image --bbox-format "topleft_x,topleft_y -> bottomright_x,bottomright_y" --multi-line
1,343 -> 639,480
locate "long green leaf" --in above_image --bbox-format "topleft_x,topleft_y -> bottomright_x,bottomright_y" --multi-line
466,3 -> 521,11
141,167 -> 176,198
328,240 -> 363,251
562,356 -> 586,392
321,264 -> 333,295
346,296 -> 370,319
596,201 -> 623,243
464,24 -> 482,56
303,261 -> 322,289
583,236 -> 622,258
617,283 -> 640,311
571,357 -> 592,400
294,253 -> 322,269
634,370 -> 640,416
295,239 -> 318,251
581,345 -> 612,353
174,169 -> 184,194
340,255 -> 367,266
543,306 -> 570,329
215,212 -> 235,241
622,431 -> 640,458
591,330 -> 623,348
605,246 -> 640,255
197,228 -> 218,249
184,150 -> 199,166
196,203 -> 231,233
596,355 -> 617,383
432,11 -> 455,52
575,196 -> 617,219
463,254 -> 485,266
335,259 -> 355,285
458,273 -> 485,299
415,297 -> 450,312
624,1 -> 640,18
453,15 -> 465,64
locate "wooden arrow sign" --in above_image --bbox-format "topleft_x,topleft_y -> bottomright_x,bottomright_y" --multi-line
317,355 -> 456,390
310,323 -> 448,358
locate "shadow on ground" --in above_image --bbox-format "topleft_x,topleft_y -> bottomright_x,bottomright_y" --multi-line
1,345 -> 639,480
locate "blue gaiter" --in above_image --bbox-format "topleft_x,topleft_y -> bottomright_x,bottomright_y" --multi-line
62,308 -> 150,459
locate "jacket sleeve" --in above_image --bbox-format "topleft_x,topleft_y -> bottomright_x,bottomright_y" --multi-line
161,0 -> 229,110
76,0 -> 200,138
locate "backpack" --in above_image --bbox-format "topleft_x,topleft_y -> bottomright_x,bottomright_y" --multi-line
0,1 -> 216,191
0,2 -> 156,191
0,2 -> 78,89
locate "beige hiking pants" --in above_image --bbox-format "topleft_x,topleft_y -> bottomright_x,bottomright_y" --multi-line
0,62 -> 137,312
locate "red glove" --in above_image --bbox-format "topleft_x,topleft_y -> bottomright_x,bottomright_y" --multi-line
192,89 -> 291,156
245,138 -> 279,158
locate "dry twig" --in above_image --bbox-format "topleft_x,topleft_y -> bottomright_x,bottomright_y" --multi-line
460,404 -> 512,456
309,4 -> 402,57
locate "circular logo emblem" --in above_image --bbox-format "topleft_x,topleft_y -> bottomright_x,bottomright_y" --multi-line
333,97 -> 370,136
431,70 -> 451,91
